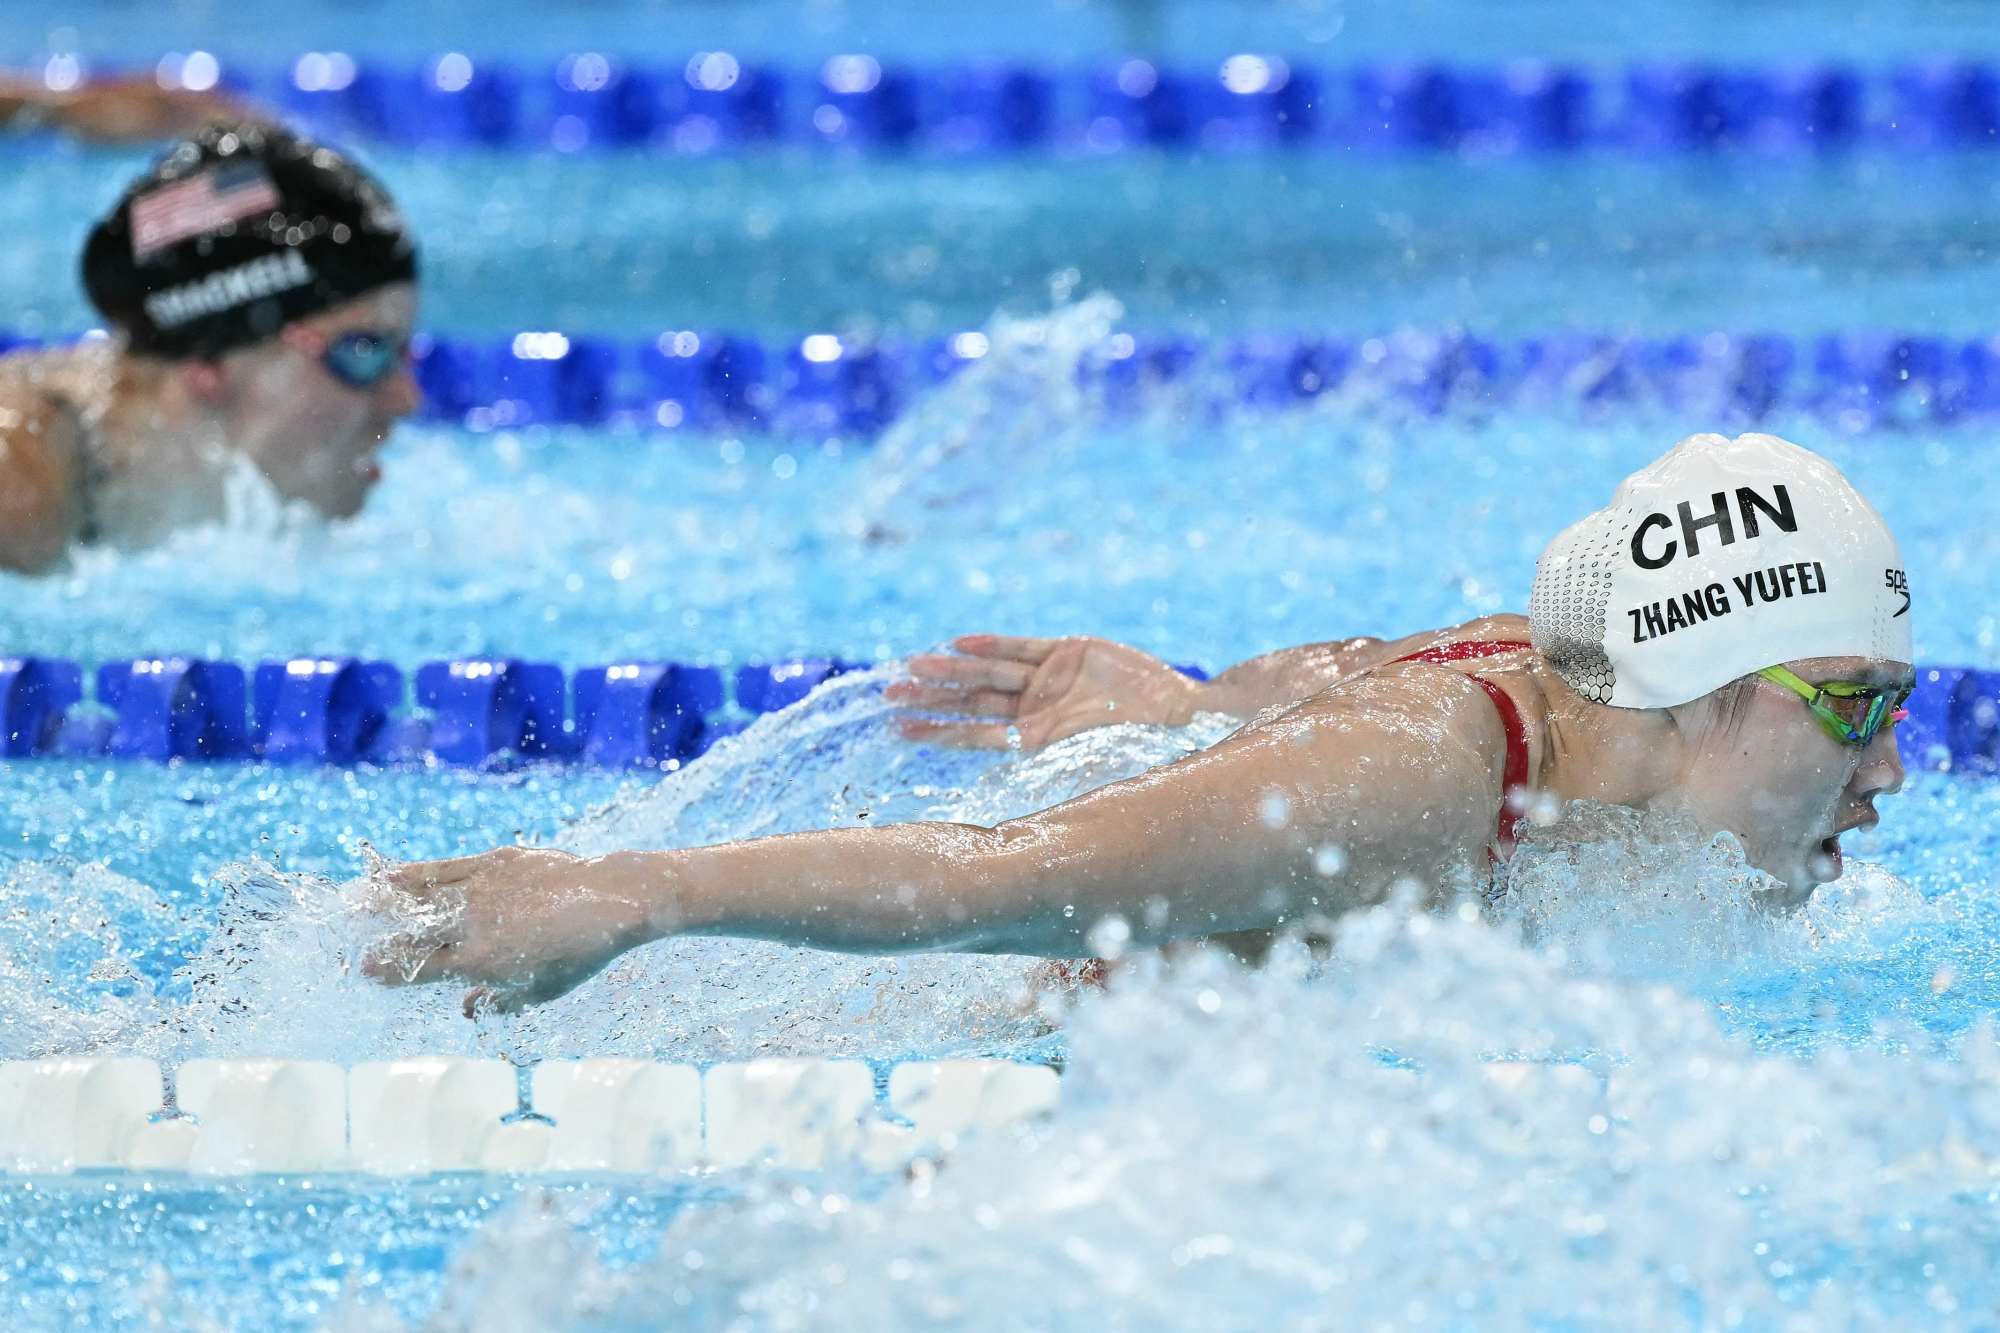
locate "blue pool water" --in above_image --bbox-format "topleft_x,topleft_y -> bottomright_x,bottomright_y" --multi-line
8,149 -> 2000,340
6,3 -> 2000,1328
8,0 -> 2000,68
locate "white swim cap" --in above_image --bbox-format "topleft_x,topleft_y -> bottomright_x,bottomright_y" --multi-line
1529,433 -> 1912,710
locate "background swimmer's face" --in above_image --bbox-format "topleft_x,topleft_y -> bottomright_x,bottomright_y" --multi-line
216,283 -> 421,517
1673,655 -> 1907,898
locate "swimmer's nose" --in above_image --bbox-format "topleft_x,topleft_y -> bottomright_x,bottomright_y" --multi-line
377,362 -> 422,420
1856,724 -> 1905,800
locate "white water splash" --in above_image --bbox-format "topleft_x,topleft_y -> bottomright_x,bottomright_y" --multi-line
318,895 -> 2000,1332
0,859 -> 172,1058
846,294 -> 1126,537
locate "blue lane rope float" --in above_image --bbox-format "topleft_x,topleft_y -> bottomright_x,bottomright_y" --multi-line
25,52 -> 2000,156
9,328 -> 2000,436
0,656 -> 1993,773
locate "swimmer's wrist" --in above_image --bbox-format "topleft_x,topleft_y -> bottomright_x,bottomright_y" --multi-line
594,850 -> 696,942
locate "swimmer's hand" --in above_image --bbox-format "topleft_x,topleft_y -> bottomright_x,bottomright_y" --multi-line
359,848 -> 668,1017
888,634 -> 1205,750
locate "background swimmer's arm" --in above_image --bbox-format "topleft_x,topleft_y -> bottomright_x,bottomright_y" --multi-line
368,669 -> 1508,1009
0,392 -> 82,573
0,73 -> 259,143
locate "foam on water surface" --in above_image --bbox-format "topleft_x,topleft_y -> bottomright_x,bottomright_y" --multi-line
24,880 -> 1986,1331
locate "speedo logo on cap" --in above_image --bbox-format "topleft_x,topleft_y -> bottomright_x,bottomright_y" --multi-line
142,251 -> 315,330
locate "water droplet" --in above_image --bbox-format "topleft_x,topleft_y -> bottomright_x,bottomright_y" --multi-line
1086,914 -> 1132,959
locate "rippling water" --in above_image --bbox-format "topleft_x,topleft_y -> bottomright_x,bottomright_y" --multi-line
3,298 -> 1994,667
1,297 -> 1996,1328
2,657 -> 1998,1328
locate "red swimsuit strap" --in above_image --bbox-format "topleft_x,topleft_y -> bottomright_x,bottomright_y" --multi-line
1391,639 -> 1534,666
1465,675 -> 1529,855
1390,640 -> 1533,857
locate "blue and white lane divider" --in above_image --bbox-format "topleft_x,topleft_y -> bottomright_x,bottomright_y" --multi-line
1,656 -> 1993,773
0,1056 -> 1060,1175
40,52 -> 2000,157
0,656 -> 870,767
10,328 -> 2000,436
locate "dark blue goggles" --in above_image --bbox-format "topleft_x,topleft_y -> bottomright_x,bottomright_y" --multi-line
320,331 -> 410,389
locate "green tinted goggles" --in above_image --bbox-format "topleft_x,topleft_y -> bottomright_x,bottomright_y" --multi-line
1757,665 -> 1913,747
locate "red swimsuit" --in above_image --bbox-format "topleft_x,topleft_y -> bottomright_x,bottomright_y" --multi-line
1387,639 -> 1534,856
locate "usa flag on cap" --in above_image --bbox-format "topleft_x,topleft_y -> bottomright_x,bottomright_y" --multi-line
130,161 -> 281,261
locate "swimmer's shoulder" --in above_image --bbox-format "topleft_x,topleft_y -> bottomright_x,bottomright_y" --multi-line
1408,612 -> 1533,653
0,359 -> 86,572
1254,659 -> 1515,766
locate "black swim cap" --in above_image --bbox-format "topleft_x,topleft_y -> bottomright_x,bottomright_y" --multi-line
82,123 -> 418,360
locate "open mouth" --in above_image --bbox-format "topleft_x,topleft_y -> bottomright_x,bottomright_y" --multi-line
1809,835 -> 1844,881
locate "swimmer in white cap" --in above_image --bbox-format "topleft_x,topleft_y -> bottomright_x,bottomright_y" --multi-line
365,434 -> 1913,1014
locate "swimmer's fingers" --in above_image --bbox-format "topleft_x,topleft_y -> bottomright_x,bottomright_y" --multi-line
896,718 -> 1018,749
950,634 -> 1059,665
376,854 -> 490,900
359,937 -> 461,987
884,682 -> 1022,717
904,653 -> 1034,692
462,983 -> 555,1018
462,958 -> 603,1017
463,986 -> 511,1019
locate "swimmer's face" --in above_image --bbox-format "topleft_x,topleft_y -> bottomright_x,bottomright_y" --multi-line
219,283 -> 421,517
1676,655 -> 1908,900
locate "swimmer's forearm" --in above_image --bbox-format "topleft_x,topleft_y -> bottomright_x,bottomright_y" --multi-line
610,823 -> 1101,957
1199,638 -> 1387,716
572,674 -> 1501,965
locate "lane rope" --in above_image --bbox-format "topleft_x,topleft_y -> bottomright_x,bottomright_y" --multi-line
8,327 -> 2000,435
26,52 -> 2000,158
0,1055 -> 1061,1175
0,655 -> 1988,771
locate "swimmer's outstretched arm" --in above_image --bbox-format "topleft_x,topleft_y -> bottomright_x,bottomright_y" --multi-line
1,73 -> 260,143
364,668 -> 1508,1013
892,621 -> 1521,749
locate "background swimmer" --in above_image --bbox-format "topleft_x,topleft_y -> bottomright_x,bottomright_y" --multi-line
0,123 -> 419,572
1,67 -> 256,143
364,433 -> 1913,1014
